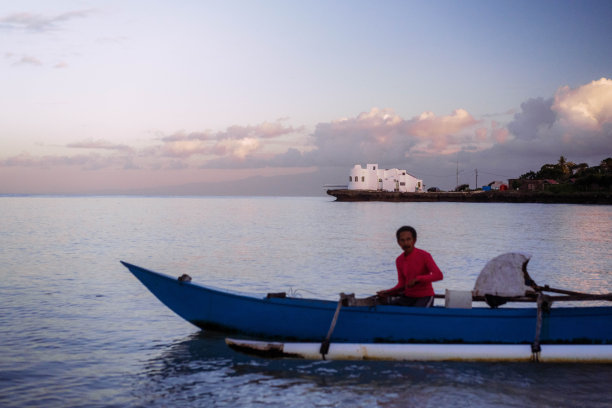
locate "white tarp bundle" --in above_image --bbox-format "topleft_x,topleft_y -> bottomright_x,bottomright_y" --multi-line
473,253 -> 535,297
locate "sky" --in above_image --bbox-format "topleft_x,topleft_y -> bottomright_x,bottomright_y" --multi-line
1,0 -> 611,194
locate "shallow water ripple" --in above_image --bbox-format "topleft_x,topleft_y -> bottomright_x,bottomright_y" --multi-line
1,196 -> 611,407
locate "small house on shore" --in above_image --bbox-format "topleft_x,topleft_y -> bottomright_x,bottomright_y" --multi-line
508,179 -> 559,191
482,180 -> 509,191
348,164 -> 423,193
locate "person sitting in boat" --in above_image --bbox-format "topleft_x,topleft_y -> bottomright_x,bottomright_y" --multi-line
376,226 -> 443,307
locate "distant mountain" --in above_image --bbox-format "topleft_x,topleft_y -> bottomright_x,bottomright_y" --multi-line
93,168 -> 347,196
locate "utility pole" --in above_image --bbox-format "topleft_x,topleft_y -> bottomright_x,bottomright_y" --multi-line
456,159 -> 459,189
475,169 -> 478,190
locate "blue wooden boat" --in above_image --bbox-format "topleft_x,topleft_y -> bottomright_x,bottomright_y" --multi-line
121,261 -> 612,345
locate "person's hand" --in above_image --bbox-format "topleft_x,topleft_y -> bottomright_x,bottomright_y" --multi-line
405,279 -> 418,288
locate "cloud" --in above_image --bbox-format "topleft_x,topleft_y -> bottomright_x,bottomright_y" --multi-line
67,139 -> 134,153
300,108 -> 414,167
506,97 -> 556,140
0,120 -> 304,172
436,78 -> 612,188
406,109 -> 480,154
405,109 -> 478,138
159,138 -> 212,158
2,9 -> 97,69
553,77 -> 612,132
298,79 -> 610,175
215,137 -> 260,159
12,55 -> 43,66
506,78 -> 612,158
5,53 -> 51,67
157,120 -> 300,160
280,107 -> 484,168
0,108 -> 495,174
3,78 -> 610,192
161,131 -> 214,143
222,121 -> 302,140
268,79 -> 611,184
491,122 -> 510,144
0,9 -> 95,32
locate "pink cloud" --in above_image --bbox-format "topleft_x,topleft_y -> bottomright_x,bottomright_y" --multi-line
399,109 -> 481,155
215,138 -> 260,159
475,127 -> 488,141
492,127 -> 509,144
221,121 -> 302,140
0,120 -> 300,173
293,107 -> 491,167
13,55 -> 43,66
405,109 -> 478,139
160,139 -> 211,158
159,136 -> 262,159
158,120 -> 298,159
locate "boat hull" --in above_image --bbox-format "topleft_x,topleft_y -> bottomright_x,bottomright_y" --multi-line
121,261 -> 612,344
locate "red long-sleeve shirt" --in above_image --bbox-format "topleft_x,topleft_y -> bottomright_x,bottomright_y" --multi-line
387,248 -> 443,297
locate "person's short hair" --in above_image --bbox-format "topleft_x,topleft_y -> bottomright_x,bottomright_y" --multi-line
396,225 -> 417,241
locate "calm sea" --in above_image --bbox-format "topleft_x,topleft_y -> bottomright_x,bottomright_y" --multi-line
1,196 -> 611,407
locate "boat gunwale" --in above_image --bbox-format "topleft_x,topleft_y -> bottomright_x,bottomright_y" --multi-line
121,261 -> 612,317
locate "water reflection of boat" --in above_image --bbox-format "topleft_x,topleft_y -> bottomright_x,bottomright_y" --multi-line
121,256 -> 612,363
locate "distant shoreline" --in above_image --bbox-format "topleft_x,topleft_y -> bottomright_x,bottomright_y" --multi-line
326,189 -> 612,205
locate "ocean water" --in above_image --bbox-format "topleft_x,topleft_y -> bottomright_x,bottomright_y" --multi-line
0,196 -> 611,407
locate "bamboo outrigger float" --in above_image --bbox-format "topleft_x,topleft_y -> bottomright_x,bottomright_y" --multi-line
225,338 -> 612,363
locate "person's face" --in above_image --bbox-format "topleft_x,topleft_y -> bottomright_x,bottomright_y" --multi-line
397,230 -> 416,254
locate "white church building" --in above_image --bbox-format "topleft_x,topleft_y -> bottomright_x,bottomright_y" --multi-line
348,164 -> 423,193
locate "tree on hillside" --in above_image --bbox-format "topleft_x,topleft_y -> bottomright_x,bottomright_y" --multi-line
515,157 -> 611,192
537,163 -> 564,180
558,155 -> 567,173
571,157 -> 612,191
518,170 -> 537,180
558,156 -> 576,178
573,162 -> 589,176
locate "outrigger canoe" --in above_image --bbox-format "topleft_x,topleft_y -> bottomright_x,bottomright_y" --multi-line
120,261 -> 612,350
